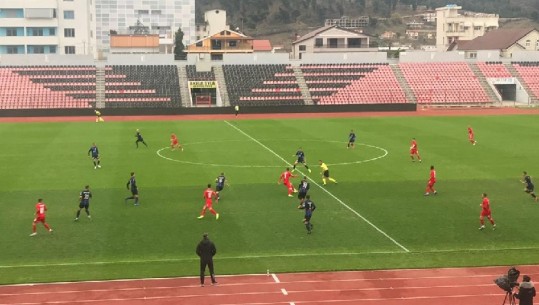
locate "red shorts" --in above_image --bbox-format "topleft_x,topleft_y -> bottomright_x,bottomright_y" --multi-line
284,182 -> 292,189
428,180 -> 436,187
481,210 -> 491,217
410,149 -> 418,155
469,134 -> 474,140
172,140 -> 179,146
34,215 -> 45,223
205,200 -> 213,208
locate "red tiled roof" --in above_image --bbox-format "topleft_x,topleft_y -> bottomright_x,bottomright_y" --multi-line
253,40 -> 272,51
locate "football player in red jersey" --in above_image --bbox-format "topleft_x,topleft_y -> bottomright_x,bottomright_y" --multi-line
468,126 -> 477,145
170,133 -> 183,151
198,184 -> 219,220
410,138 -> 422,162
30,199 -> 53,236
278,168 -> 298,197
479,193 -> 496,230
424,165 -> 437,196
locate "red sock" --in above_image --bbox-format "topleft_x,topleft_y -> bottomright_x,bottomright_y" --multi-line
490,219 -> 495,225
209,208 -> 217,215
44,223 -> 51,231
32,223 -> 36,232
200,208 -> 206,216
480,219 -> 485,225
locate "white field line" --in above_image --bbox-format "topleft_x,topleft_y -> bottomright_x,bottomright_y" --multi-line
281,288 -> 288,296
2,247 -> 539,270
224,120 -> 409,253
271,274 -> 281,283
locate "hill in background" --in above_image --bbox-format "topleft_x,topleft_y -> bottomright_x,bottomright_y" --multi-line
195,0 -> 539,50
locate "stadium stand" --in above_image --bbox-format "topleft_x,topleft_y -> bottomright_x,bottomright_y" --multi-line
105,65 -> 181,108
300,63 -> 407,105
400,62 -> 490,104
186,65 -> 215,81
223,64 -> 304,106
512,62 -> 539,100
476,62 -> 512,78
0,66 -> 95,109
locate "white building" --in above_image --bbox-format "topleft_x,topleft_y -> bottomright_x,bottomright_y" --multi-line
195,9 -> 230,41
0,0 -> 95,56
436,4 -> 498,51
95,0 -> 196,57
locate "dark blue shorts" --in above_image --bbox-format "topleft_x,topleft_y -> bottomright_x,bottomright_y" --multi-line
216,185 -> 224,192
304,211 -> 312,222
79,202 -> 89,209
298,192 -> 307,200
297,158 -> 305,164
131,188 -> 139,195
526,184 -> 535,192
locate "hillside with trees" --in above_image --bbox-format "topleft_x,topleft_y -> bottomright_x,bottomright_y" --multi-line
196,0 -> 539,49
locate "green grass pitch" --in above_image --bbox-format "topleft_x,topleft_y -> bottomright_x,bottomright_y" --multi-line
1,114 -> 539,284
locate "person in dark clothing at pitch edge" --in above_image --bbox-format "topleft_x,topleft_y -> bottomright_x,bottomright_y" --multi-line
515,275 -> 536,305
196,233 -> 217,287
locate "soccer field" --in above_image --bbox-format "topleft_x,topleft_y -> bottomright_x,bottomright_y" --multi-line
1,114 -> 539,285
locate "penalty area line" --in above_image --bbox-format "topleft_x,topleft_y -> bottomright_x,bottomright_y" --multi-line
224,120 -> 409,253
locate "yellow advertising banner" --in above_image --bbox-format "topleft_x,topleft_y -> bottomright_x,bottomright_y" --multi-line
189,81 -> 217,88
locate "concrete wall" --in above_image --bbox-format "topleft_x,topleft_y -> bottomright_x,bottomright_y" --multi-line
0,54 -> 95,65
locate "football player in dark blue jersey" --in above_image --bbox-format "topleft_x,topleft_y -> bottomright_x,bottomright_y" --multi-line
298,195 -> 316,234
215,173 -> 228,200
88,143 -> 101,169
347,129 -> 356,149
521,171 -> 538,202
75,185 -> 92,221
292,147 -> 311,173
135,129 -> 148,148
297,176 -> 310,204
125,172 -> 140,206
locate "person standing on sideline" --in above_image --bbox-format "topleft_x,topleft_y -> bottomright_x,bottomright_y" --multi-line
410,138 -> 422,162
88,143 -> 101,169
125,172 -> 140,206
521,171 -> 538,202
319,160 -> 337,185
30,199 -> 53,236
298,195 -> 316,234
196,233 -> 217,287
424,165 -> 437,196
467,126 -> 477,145
347,129 -> 356,149
479,193 -> 496,230
75,185 -> 92,221
234,105 -> 240,117
94,109 -> 104,122
515,275 -> 536,305
135,129 -> 148,148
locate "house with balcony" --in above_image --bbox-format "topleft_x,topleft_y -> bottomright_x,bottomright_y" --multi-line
291,25 -> 374,59
186,29 -> 253,60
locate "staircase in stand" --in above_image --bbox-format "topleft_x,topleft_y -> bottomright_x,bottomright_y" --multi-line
177,65 -> 191,107
213,66 -> 231,107
95,65 -> 106,108
390,64 -> 416,104
505,63 -> 539,104
292,66 -> 313,105
468,63 -> 499,104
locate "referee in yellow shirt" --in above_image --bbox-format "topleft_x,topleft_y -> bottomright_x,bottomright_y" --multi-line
319,160 -> 337,185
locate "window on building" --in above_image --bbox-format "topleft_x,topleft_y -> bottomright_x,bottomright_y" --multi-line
315,38 -> 323,47
49,28 -> 56,36
151,10 -> 161,14
49,46 -> 56,53
299,45 -> 306,51
228,40 -> 237,47
31,46 -> 45,54
6,28 -> 18,36
474,26 -> 482,31
211,53 -> 223,61
65,46 -> 76,54
64,28 -> 75,37
63,10 -> 75,19
29,28 -> 44,36
467,52 -> 477,59
196,41 -> 203,47
137,10 -> 149,15
7,46 -> 19,54
526,40 -> 531,47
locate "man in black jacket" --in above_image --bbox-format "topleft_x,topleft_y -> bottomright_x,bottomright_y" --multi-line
196,233 -> 217,287
515,275 -> 536,305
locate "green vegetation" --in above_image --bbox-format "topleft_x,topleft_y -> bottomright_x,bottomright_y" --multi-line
1,114 -> 539,285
